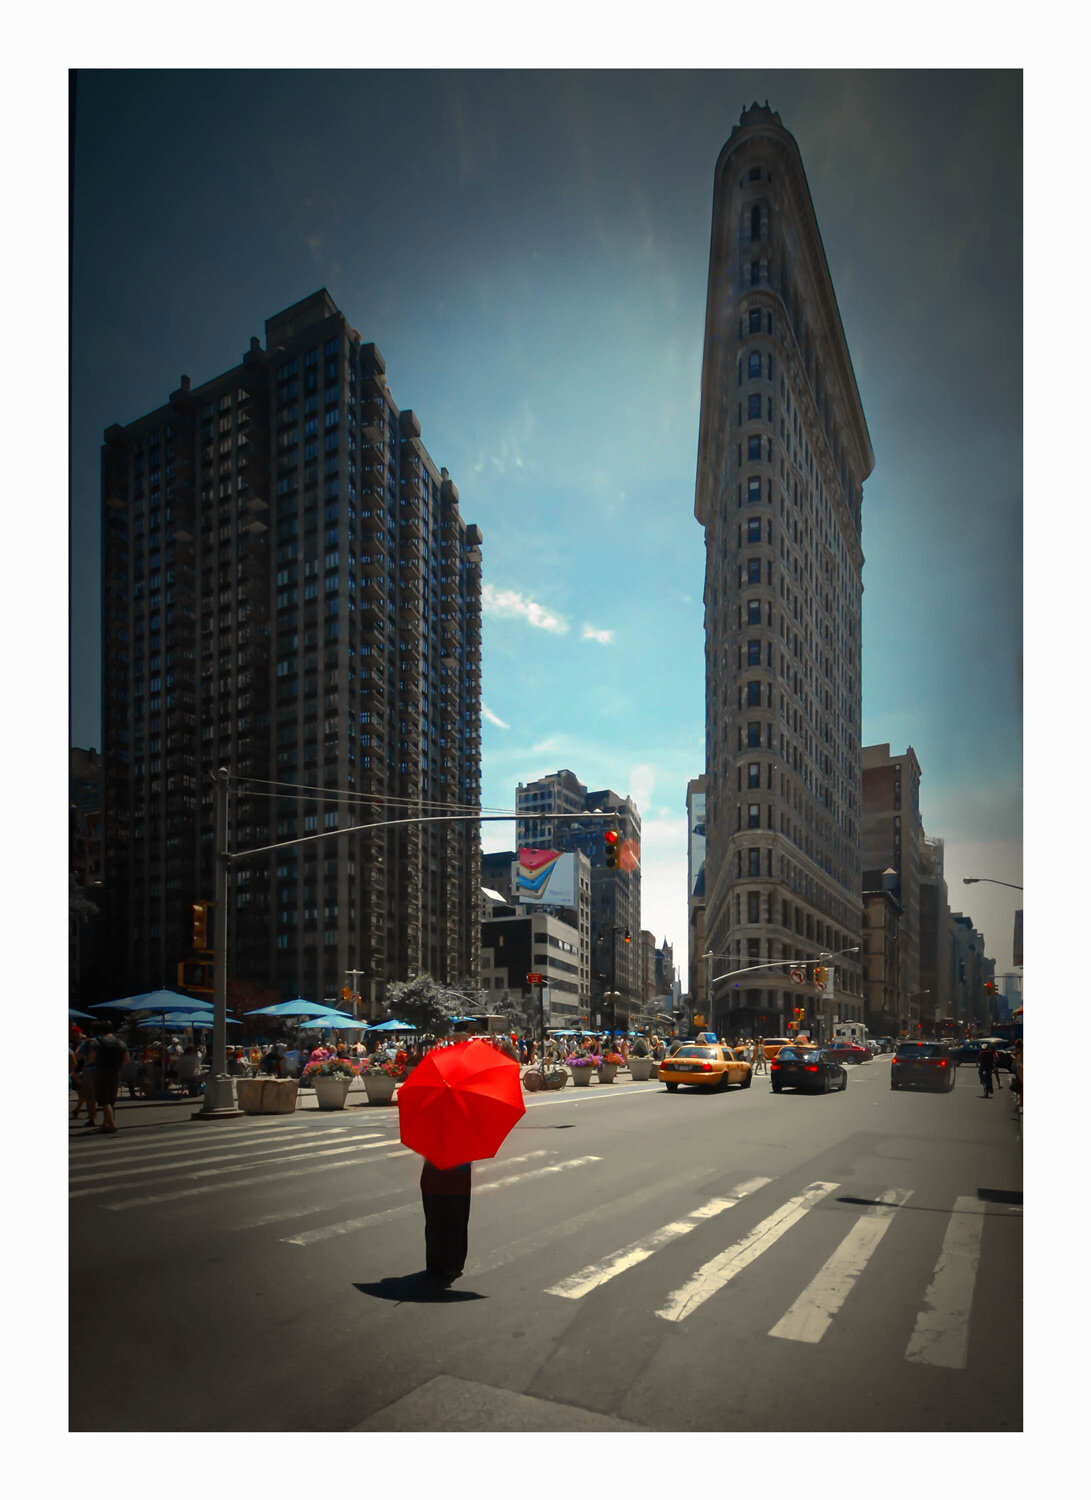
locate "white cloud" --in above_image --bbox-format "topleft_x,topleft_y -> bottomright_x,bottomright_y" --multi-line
481,584 -> 568,635
629,763 -> 657,814
582,624 -> 614,644
482,705 -> 510,730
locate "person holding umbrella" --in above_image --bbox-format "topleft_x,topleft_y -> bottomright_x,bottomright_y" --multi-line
398,1036 -> 525,1287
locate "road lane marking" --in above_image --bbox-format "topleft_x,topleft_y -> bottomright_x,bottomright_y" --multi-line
768,1187 -> 913,1343
281,1154 -> 601,1246
545,1178 -> 773,1299
68,1129 -> 369,1183
904,1195 -> 987,1369
96,1139 -> 404,1207
655,1181 -> 840,1323
233,1151 -> 552,1231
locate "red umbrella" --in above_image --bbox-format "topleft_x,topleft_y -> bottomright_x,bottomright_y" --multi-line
397,1039 -> 525,1170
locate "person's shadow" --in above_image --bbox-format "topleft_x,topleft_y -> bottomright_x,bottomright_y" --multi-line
353,1272 -> 486,1303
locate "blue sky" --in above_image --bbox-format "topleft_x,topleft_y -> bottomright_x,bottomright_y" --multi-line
68,66 -> 1023,987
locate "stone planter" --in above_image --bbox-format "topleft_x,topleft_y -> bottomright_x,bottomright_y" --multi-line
236,1078 -> 299,1115
363,1073 -> 399,1105
314,1075 -> 352,1110
570,1067 -> 594,1087
597,1063 -> 618,1084
628,1057 -> 656,1081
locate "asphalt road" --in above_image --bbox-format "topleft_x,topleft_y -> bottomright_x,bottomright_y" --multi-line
69,1057 -> 1021,1431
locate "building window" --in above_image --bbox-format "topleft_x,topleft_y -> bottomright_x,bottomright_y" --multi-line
747,476 -> 761,504
747,680 -> 761,706
748,762 -> 761,788
748,394 -> 762,420
748,308 -> 762,334
747,890 -> 761,921
749,260 -> 761,286
747,518 -> 761,544
747,639 -> 761,665
747,558 -> 761,584
747,600 -> 761,625
747,722 -> 761,747
748,804 -> 761,829
748,848 -> 761,876
748,351 -> 762,379
748,435 -> 762,461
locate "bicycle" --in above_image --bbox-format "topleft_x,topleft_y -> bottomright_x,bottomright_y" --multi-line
522,1063 -> 569,1092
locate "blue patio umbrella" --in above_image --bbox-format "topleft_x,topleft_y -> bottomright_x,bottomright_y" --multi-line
91,989 -> 199,1014
301,1014 -> 368,1031
248,999 -> 339,1019
365,1018 -> 417,1031
69,1008 -> 95,1021
152,1011 -> 240,1028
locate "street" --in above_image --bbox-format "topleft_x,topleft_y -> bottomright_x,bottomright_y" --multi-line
69,1056 -> 1021,1432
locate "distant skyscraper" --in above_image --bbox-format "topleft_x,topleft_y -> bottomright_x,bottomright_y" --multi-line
515,768 -> 641,1013
862,742 -> 923,1025
694,104 -> 874,1038
100,289 -> 482,1011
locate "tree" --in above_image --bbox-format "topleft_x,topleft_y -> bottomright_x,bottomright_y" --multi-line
494,989 -> 539,1036
383,974 -> 462,1037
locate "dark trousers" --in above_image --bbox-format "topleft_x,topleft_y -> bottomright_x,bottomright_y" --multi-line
422,1192 -> 471,1276
979,1065 -> 994,1094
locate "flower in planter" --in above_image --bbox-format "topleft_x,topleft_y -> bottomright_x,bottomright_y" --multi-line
363,1055 -> 406,1079
302,1057 -> 360,1083
602,1051 -> 625,1067
566,1053 -> 603,1068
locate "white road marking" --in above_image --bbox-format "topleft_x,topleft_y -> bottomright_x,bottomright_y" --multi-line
97,1139 -> 401,1208
545,1177 -> 773,1299
68,1129 -> 370,1184
281,1154 -> 601,1246
904,1195 -> 987,1368
768,1188 -> 913,1343
655,1181 -> 840,1323
68,1119 -> 329,1159
233,1151 -> 552,1231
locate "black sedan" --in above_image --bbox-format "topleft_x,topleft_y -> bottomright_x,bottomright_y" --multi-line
890,1042 -> 956,1092
770,1046 -> 848,1094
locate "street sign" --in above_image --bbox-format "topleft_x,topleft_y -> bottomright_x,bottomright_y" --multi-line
527,972 -> 543,985
790,967 -> 805,984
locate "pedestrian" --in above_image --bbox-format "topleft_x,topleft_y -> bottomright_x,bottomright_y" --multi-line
978,1041 -> 1000,1097
92,1027 -> 129,1133
420,1158 -> 472,1286
72,1033 -> 98,1124
753,1037 -> 768,1074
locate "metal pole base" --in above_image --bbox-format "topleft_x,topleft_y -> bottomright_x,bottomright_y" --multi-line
192,1074 -> 243,1121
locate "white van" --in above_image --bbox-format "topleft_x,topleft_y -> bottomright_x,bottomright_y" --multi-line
832,1021 -> 869,1048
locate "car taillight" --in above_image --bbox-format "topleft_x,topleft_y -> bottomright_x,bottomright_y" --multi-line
771,1061 -> 781,1070
934,1059 -> 948,1066
805,1064 -> 818,1072
700,1062 -> 712,1071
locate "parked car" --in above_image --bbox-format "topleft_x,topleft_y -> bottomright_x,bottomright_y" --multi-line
660,1044 -> 753,1093
770,1046 -> 848,1095
825,1040 -> 870,1065
890,1041 -> 956,1092
865,1039 -> 881,1056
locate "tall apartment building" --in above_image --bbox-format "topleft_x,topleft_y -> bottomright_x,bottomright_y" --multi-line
515,769 -> 641,1007
862,743 -> 923,1022
918,833 -> 950,1030
694,103 -> 872,1037
100,289 -> 482,1012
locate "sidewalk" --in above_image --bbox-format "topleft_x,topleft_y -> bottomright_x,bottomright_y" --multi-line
68,1063 -> 650,1133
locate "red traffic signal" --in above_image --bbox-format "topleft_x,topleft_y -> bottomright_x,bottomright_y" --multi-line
604,828 -> 620,869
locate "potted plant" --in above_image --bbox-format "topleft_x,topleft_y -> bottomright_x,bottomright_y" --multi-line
566,1052 -> 601,1087
598,1050 -> 625,1084
303,1055 -> 359,1110
362,1054 -> 405,1105
627,1038 -> 656,1081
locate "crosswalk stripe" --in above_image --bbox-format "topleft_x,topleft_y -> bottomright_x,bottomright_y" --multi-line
73,1140 -> 384,1199
234,1151 -> 553,1232
103,1143 -> 410,1210
655,1181 -> 840,1323
69,1116 -> 371,1156
545,1177 -> 773,1299
768,1188 -> 913,1343
904,1195 -> 987,1368
68,1129 -> 372,1184
281,1154 -> 601,1246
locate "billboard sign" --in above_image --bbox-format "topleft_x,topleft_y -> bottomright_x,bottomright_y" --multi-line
514,849 -> 578,909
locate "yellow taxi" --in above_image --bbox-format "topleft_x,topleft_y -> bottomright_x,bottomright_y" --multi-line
659,1043 -> 753,1093
759,1036 -> 793,1060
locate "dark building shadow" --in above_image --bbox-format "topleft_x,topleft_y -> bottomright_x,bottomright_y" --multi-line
353,1273 -> 486,1304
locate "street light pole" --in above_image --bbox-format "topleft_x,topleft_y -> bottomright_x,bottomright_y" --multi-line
962,877 -> 1023,890
197,768 -> 239,1119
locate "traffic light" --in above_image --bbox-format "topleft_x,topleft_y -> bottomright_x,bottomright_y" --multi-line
191,901 -> 211,951
623,929 -> 632,944
604,828 -> 620,869
813,965 -> 828,990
